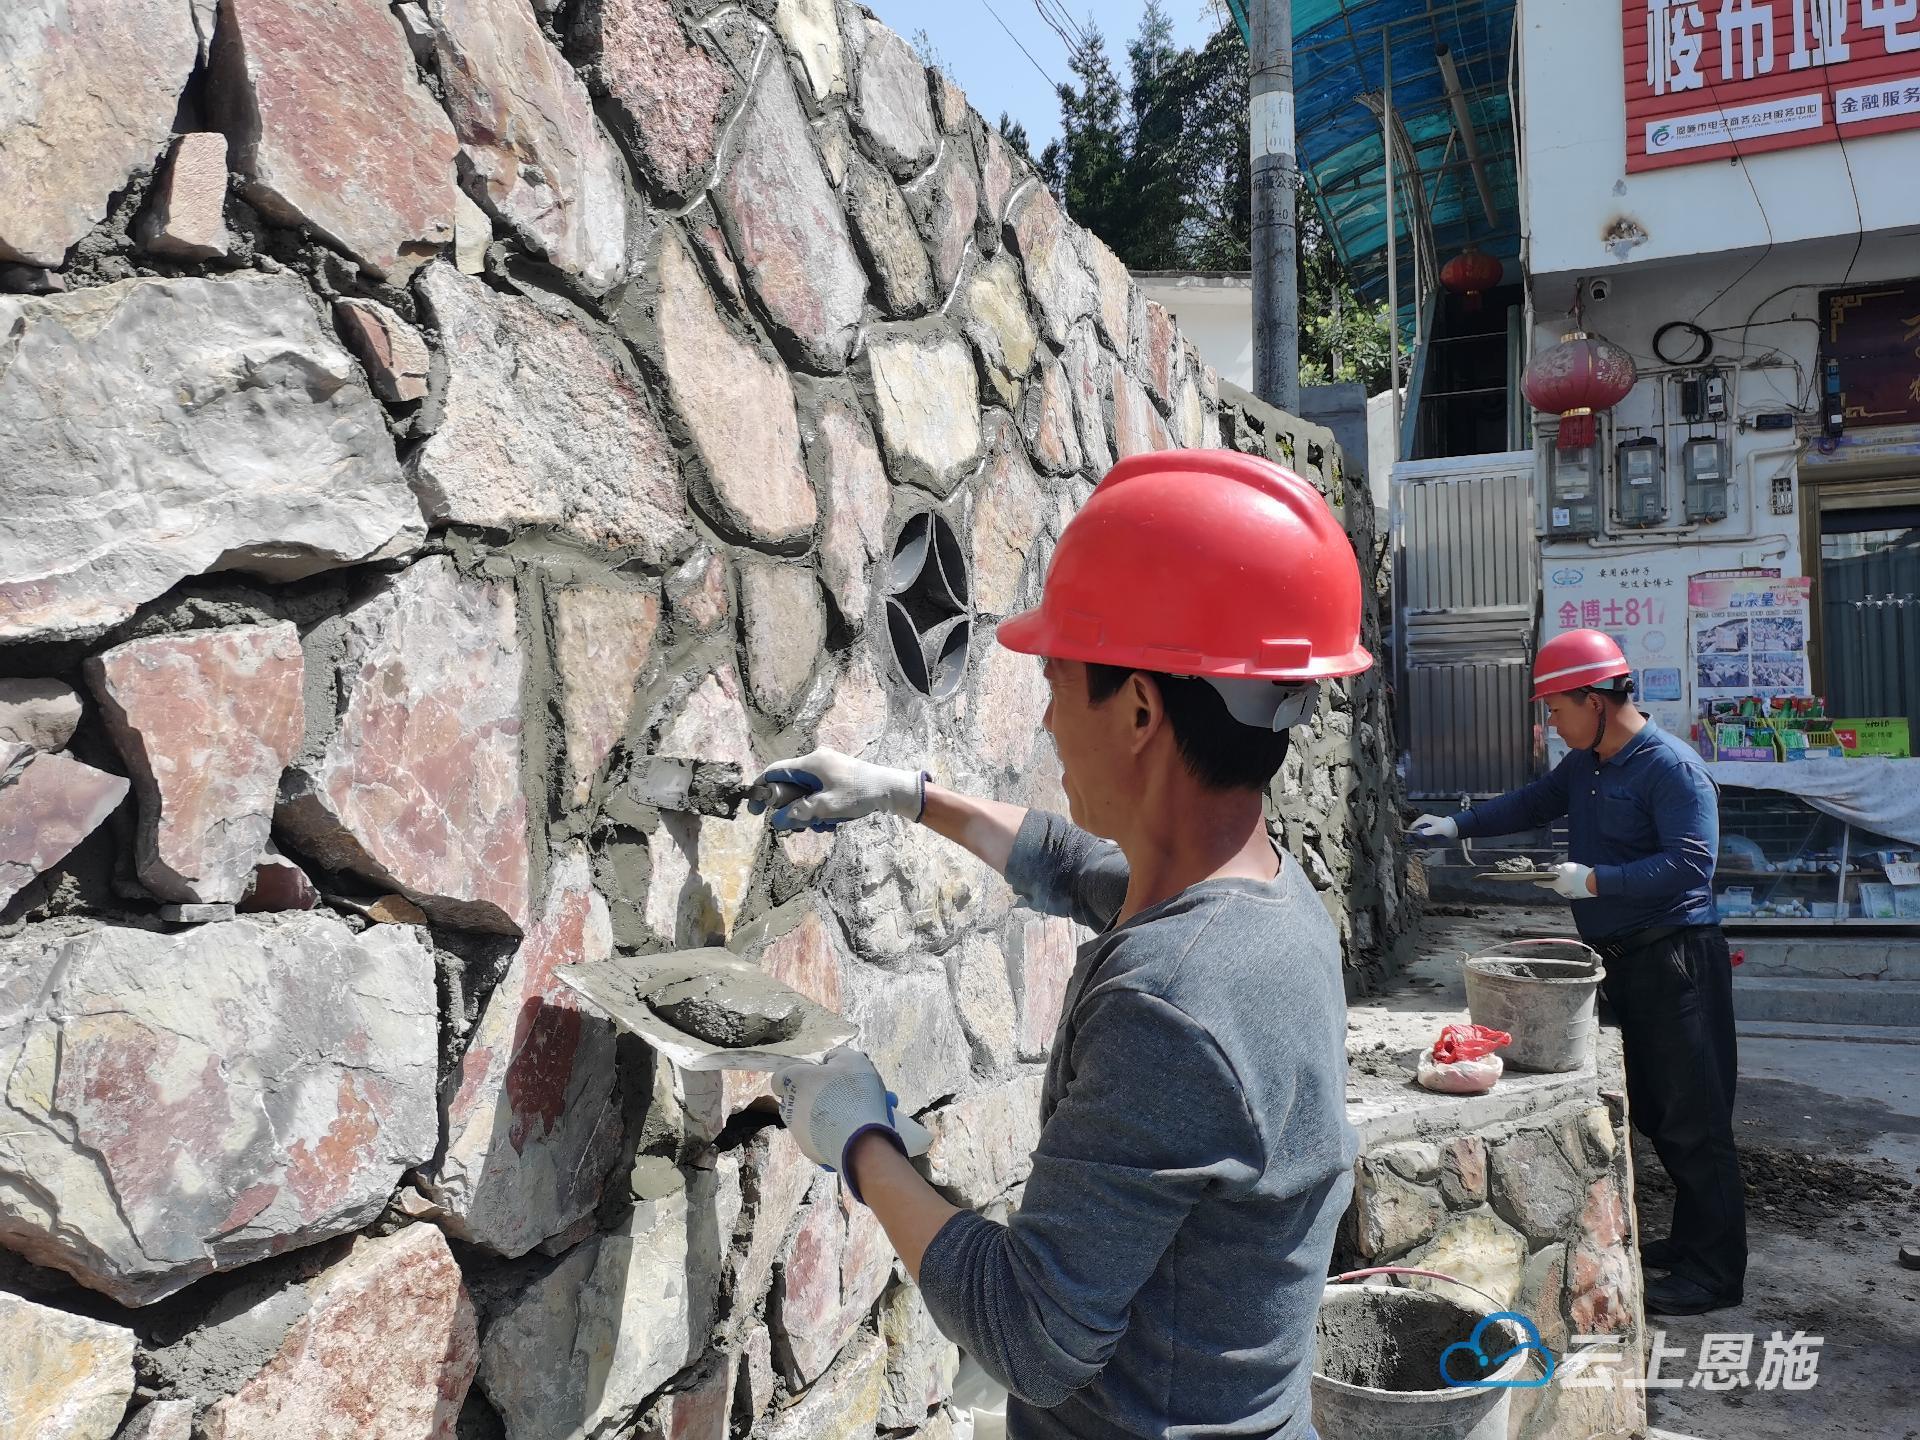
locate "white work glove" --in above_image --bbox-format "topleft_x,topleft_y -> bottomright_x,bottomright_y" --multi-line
1409,814 -> 1460,840
749,748 -> 928,833
774,1046 -> 932,1203
1537,862 -> 1596,899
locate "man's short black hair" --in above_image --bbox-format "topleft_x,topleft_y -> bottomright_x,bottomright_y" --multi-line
1567,679 -> 1635,706
1084,663 -> 1291,792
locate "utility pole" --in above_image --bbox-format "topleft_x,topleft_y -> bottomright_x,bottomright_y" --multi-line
1250,0 -> 1298,415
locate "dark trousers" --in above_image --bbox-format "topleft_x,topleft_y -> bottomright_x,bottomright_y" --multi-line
1597,923 -> 1747,1297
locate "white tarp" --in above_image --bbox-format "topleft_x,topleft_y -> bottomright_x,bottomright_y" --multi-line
1706,758 -> 1920,847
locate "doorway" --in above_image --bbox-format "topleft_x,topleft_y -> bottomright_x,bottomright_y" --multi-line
1813,483 -> 1920,744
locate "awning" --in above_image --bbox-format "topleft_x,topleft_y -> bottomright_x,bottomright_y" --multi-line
1292,0 -> 1521,307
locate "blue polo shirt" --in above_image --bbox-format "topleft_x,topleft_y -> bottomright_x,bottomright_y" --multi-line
1456,720 -> 1720,942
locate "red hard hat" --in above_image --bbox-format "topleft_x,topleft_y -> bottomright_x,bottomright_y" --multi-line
995,450 -> 1373,681
1531,628 -> 1630,701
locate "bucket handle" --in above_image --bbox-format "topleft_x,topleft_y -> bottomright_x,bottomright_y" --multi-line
1331,1267 -> 1554,1381
1473,938 -> 1600,961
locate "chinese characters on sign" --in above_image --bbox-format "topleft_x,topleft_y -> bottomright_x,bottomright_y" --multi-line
1627,0 -> 1920,170
1544,559 -> 1692,750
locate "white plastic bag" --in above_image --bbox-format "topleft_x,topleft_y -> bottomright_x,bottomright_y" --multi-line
1416,1046 -> 1504,1095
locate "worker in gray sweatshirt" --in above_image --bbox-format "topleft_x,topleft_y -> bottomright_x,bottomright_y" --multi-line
753,451 -> 1370,1439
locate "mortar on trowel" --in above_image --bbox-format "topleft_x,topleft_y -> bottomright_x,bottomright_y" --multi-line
559,943 -> 932,1156
604,754 -> 809,823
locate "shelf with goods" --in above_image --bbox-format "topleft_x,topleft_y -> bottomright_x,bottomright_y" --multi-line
1714,789 -> 1920,924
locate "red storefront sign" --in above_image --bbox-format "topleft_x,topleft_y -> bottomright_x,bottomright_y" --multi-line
1623,0 -> 1920,171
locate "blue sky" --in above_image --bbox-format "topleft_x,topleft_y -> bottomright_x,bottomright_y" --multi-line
865,1 -> 1225,152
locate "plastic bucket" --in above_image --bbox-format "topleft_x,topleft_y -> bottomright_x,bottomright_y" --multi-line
1312,1283 -> 1529,1440
1463,938 -> 1605,1073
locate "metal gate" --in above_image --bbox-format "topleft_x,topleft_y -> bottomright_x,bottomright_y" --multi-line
1821,531 -> 1920,746
1391,451 -> 1539,799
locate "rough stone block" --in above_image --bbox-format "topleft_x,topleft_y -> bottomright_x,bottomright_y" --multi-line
970,439 -> 1047,617
85,623 -> 304,905
1580,1173 -> 1628,1249
0,745 -> 129,910
773,1194 -> 845,1386
278,557 -> 530,935
846,155 -> 936,317
1567,1239 -> 1637,1336
1404,1209 -> 1528,1310
740,561 -> 826,720
735,1324 -> 775,1432
1489,1127 -> 1585,1239
1515,1240 -> 1571,1353
411,264 -> 691,560
816,653 -> 891,758
416,850 -> 623,1256
845,963 -> 972,1117
551,583 -> 661,806
1353,1154 -> 1443,1260
0,274 -> 424,643
138,132 -> 230,261
480,1170 -> 718,1440
711,58 -> 866,371
1007,185 -> 1095,348
633,1354 -> 734,1440
976,128 -> 1018,246
765,1331 -> 884,1440
657,229 -> 816,548
199,1225 -> 478,1439
1439,1136 -> 1488,1208
1018,358 -> 1084,477
729,1130 -> 817,1331
1061,324 -> 1115,474
212,0 -> 457,278
158,902 -> 236,924
906,143 -> 980,297
949,934 -> 1018,1076
853,20 -> 938,177
240,843 -> 320,913
878,1281 -> 960,1429
668,547 -> 732,634
0,914 -> 437,1304
0,678 -> 82,752
958,251 -> 1038,407
1015,916 -> 1076,1059
0,0 -> 197,267
333,298 -> 431,404
845,812 -> 988,962
811,392 -> 891,632
923,1074 -> 1044,1208
775,0 -> 847,103
118,1398 -> 193,1440
865,331 -> 983,494
642,668 -> 764,941
1112,370 -> 1170,458
577,0 -> 739,200
428,0 -> 628,291
1077,230 -> 1132,355
0,1290 -> 134,1439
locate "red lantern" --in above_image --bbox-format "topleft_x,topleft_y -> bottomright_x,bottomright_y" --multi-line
1523,330 -> 1637,450
1441,246 -> 1503,312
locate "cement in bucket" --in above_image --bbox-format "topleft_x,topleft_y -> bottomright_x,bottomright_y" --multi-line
1463,938 -> 1605,1073
1312,1284 -> 1530,1440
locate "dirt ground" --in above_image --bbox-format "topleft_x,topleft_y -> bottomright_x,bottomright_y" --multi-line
1630,1036 -> 1920,1439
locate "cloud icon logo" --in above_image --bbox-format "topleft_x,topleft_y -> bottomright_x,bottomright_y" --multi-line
1439,1312 -> 1555,1388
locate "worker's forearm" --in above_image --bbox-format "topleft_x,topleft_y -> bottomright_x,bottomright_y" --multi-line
846,1131 -> 960,1282
918,782 -> 1028,877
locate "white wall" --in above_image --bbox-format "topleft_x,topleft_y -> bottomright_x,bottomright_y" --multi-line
1134,277 -> 1254,391
1517,0 -> 1920,286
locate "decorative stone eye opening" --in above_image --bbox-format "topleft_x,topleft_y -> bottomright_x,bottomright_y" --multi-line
885,512 -> 971,700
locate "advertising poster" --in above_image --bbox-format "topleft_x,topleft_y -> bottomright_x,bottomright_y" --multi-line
1686,576 -> 1814,705
1542,556 -> 1693,738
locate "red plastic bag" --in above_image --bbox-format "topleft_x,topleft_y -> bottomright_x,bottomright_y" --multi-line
1430,1023 -> 1511,1064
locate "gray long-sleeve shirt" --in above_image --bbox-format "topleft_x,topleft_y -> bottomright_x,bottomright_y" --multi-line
918,812 -> 1356,1438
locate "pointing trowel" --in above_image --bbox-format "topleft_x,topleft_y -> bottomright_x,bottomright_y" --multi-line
610,756 -> 809,821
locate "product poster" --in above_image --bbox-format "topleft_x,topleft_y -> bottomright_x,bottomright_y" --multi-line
1686,576 -> 1814,705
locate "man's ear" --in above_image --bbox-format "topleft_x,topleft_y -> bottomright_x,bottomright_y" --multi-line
1126,672 -> 1167,757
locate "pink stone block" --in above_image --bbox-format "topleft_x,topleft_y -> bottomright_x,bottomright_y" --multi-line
0,743 -> 128,908
140,132 -> 231,260
1017,916 -> 1078,1057
87,622 -> 304,905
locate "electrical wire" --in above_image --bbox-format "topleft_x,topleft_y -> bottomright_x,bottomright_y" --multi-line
975,0 -> 1063,90
1031,0 -> 1090,54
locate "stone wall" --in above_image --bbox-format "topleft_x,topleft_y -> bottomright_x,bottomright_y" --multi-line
0,3 -> 1405,1438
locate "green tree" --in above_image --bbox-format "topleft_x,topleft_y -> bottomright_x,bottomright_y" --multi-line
1039,13 -> 1391,394
996,112 -> 1033,164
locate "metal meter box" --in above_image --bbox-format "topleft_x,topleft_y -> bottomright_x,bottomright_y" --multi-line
1615,436 -> 1666,527
1544,445 -> 1600,538
1683,436 -> 1729,521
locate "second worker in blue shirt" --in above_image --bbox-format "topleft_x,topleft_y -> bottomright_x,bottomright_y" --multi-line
1413,627 -> 1746,1316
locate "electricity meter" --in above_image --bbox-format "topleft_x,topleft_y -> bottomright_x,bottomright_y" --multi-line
1683,436 -> 1729,522
1614,436 -> 1665,527
1545,444 -> 1600,538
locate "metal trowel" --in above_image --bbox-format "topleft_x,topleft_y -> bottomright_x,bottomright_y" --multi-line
613,756 -> 810,821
